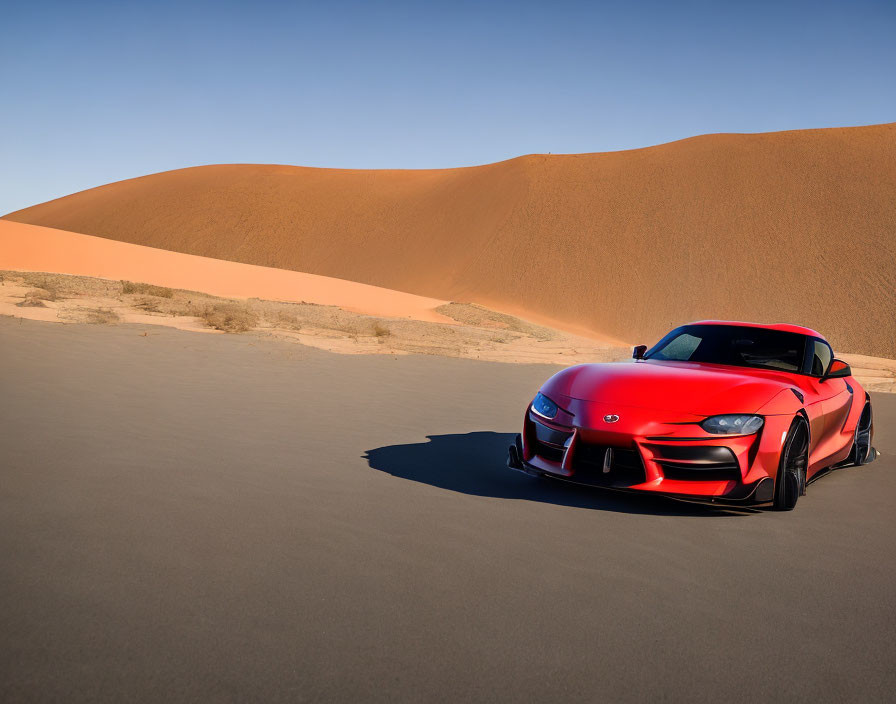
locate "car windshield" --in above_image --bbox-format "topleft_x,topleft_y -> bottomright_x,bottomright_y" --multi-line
644,324 -> 806,372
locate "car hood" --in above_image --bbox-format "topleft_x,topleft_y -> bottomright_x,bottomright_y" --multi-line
541,360 -> 795,416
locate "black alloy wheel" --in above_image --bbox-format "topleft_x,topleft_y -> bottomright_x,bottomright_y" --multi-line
774,417 -> 809,511
849,401 -> 874,466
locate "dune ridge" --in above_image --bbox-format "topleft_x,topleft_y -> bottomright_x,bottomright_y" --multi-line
5,123 -> 895,357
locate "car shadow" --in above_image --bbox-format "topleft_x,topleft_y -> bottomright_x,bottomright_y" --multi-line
364,431 -> 755,516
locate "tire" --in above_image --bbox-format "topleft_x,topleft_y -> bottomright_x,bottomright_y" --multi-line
774,416 -> 809,511
848,400 -> 874,466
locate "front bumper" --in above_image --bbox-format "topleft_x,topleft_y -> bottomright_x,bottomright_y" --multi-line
507,405 -> 788,505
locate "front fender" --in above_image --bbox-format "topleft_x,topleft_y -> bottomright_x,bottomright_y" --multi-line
757,388 -> 804,416
750,413 -> 801,487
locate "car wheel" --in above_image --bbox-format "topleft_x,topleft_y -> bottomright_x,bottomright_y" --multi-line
774,416 -> 809,511
848,400 -> 873,466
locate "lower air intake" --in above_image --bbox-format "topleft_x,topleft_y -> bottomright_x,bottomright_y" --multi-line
570,443 -> 645,487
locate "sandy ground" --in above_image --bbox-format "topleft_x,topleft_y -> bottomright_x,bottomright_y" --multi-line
2,270 -> 894,387
0,271 -> 628,365
1,316 -> 894,703
6,122 -> 895,358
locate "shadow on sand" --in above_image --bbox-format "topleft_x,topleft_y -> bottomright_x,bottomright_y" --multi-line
364,431 -> 755,516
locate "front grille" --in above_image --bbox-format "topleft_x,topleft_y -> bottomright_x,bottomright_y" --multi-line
570,443 -> 645,487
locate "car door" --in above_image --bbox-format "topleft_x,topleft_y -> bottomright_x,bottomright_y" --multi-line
803,339 -> 851,471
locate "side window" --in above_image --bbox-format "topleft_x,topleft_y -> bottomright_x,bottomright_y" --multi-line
810,340 -> 833,376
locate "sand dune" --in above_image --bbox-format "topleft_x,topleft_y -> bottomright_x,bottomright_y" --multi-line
5,123 -> 895,357
0,220 -> 451,323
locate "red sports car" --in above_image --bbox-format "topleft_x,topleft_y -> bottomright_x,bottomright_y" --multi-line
507,321 -> 875,510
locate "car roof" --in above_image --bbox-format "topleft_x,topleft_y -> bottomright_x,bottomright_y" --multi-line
688,320 -> 825,340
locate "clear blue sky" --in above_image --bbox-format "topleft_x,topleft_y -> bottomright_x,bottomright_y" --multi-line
1,0 -> 894,214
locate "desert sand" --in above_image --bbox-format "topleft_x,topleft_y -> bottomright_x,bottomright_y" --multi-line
5,123 -> 895,357
0,220 -> 452,323
1,316 -> 894,702
0,269 -> 632,365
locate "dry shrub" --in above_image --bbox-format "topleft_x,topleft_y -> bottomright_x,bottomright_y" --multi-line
273,310 -> 301,329
21,275 -> 60,300
336,321 -> 362,337
133,296 -> 163,312
86,308 -> 120,324
24,286 -> 57,302
121,281 -> 174,298
200,303 -> 258,332
373,322 -> 391,339
436,302 -> 555,342
17,293 -> 47,308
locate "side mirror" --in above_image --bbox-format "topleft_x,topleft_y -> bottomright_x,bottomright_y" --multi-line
632,344 -> 647,360
822,359 -> 851,381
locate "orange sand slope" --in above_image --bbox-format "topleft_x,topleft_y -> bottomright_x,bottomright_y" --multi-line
0,221 -> 452,323
5,123 -> 895,357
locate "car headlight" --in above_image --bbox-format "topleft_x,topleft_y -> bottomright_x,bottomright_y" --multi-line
531,392 -> 558,420
701,414 -> 764,435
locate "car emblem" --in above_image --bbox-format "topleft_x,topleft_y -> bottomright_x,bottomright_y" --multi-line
603,414 -> 620,423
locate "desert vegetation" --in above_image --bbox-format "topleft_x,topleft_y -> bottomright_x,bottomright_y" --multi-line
0,270 -> 630,365
20,274 -> 59,301
121,280 -> 174,297
17,289 -> 53,307
198,302 -> 259,333
436,303 -> 555,342
85,308 -> 120,325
